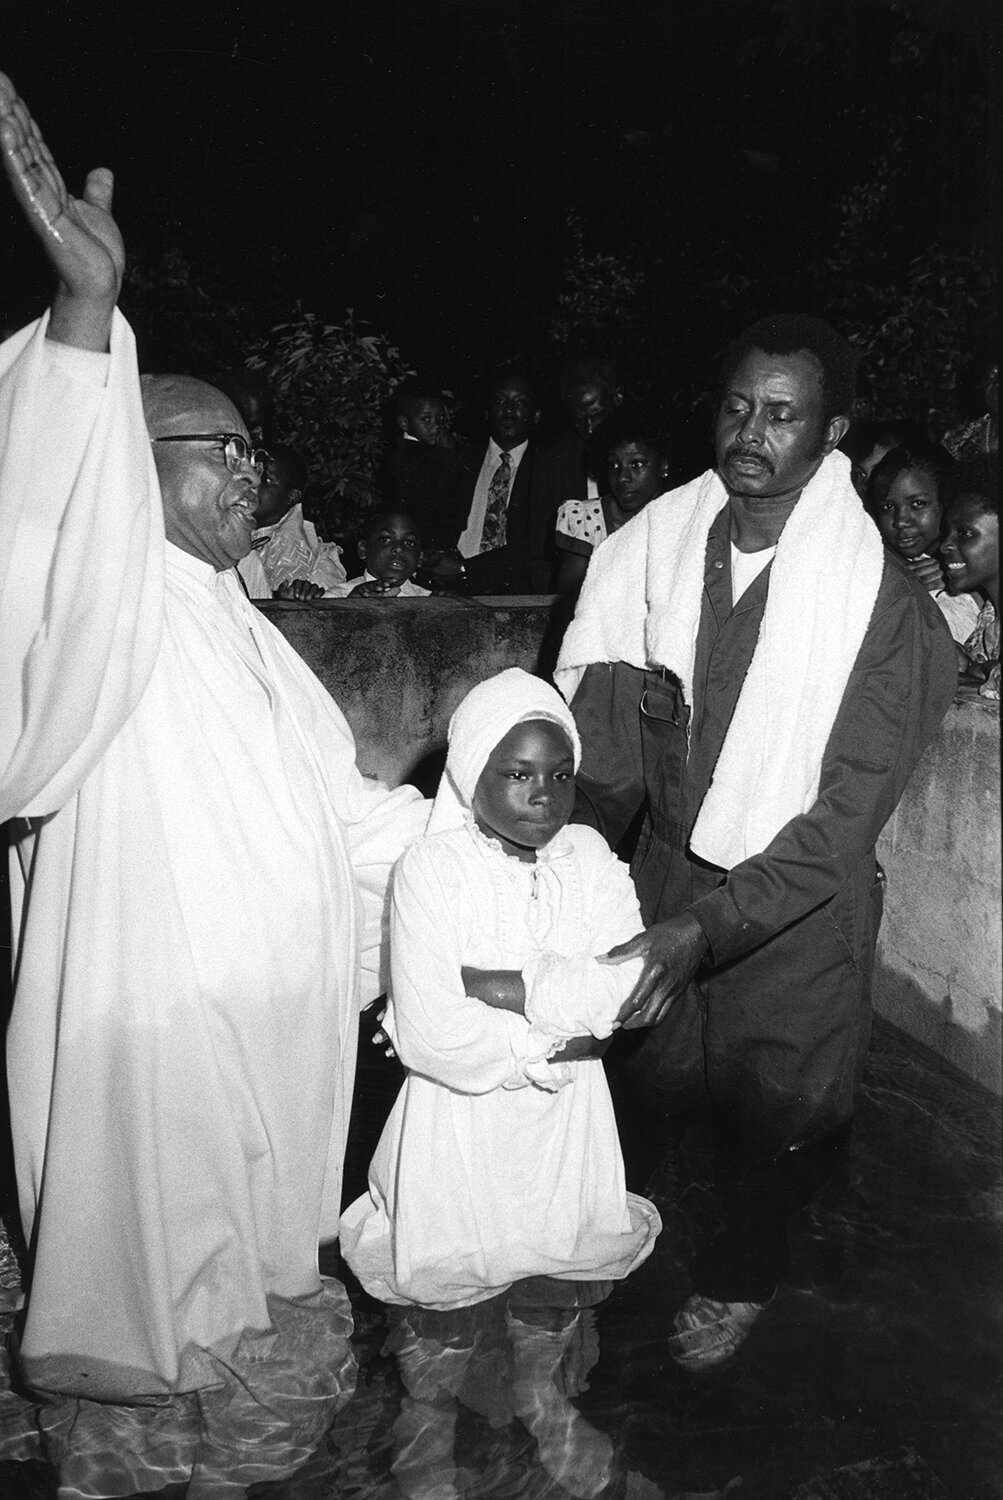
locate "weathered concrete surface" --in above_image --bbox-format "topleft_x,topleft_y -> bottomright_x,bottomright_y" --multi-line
875,691 -> 1001,1095
260,595 -> 560,790
263,598 -> 1002,1094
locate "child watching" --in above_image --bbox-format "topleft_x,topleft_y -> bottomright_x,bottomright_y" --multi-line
939,454 -> 999,700
236,444 -> 347,601
554,407 -> 671,597
381,382 -> 462,551
340,668 -> 660,1315
866,441 -> 980,643
337,508 -> 430,597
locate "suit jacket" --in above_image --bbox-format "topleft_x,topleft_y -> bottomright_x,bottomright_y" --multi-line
380,438 -> 463,551
448,440 -> 549,594
521,428 -> 592,592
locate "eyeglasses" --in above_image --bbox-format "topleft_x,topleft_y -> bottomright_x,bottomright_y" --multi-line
153,432 -> 271,475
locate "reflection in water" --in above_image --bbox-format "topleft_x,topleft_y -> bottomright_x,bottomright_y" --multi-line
0,1255 -> 668,1499
385,1294 -> 616,1500
0,1275 -> 358,1497
1,1022 -> 1000,1497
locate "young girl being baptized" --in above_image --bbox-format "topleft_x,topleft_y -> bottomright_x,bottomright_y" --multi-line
340,668 -> 661,1314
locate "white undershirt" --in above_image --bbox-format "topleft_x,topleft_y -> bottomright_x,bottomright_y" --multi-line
731,542 -> 776,606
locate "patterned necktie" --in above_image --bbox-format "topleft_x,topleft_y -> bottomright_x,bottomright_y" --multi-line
480,450 -> 511,551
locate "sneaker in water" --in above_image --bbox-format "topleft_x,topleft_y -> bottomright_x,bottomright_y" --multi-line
668,1294 -> 767,1371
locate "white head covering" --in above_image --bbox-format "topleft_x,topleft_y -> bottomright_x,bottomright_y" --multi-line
427,668 -> 581,836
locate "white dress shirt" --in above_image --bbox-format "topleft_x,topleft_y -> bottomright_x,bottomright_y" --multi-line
458,438 -> 529,558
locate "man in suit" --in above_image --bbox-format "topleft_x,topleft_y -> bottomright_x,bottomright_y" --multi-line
418,368 -> 545,594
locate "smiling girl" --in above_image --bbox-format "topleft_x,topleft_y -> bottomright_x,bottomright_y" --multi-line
554,406 -> 672,598
865,441 -> 981,643
939,454 -> 999,700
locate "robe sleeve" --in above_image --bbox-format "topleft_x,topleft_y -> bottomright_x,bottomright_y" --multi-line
242,600 -> 431,1006
521,828 -> 644,1039
387,839 -> 558,1093
339,776 -> 431,1006
0,313 -> 164,821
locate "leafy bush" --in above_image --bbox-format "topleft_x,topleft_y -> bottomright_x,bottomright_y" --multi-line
548,217 -> 648,366
542,181 -> 995,447
121,247 -> 256,376
247,309 -> 414,536
816,172 -> 995,434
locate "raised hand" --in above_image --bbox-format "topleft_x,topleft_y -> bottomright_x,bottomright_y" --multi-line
0,72 -> 123,349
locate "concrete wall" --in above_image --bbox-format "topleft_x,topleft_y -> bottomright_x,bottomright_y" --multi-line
874,692 -> 1001,1095
261,596 -> 561,791
263,596 -> 1002,1094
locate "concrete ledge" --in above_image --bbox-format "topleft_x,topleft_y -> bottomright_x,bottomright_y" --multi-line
260,595 -> 559,789
263,598 -> 1002,1095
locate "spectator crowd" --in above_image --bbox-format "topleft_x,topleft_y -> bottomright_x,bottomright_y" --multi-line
226,338 -> 998,696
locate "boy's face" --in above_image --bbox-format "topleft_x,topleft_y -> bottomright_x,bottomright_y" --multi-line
850,442 -> 893,501
608,440 -> 670,515
254,463 -> 298,529
359,512 -> 422,585
401,397 -> 446,446
472,719 -> 575,863
565,381 -> 618,438
940,494 -> 999,597
872,466 -> 942,559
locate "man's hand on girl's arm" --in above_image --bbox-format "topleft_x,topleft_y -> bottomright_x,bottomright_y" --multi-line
602,912 -> 709,1030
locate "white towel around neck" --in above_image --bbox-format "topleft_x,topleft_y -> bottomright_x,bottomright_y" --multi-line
554,450 -> 884,869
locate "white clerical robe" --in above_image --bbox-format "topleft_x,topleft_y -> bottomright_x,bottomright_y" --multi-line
0,312 -> 427,1400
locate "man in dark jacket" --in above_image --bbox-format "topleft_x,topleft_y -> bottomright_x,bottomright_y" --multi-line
556,315 -> 957,1372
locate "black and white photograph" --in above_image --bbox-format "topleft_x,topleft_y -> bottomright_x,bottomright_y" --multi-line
0,2 -> 998,1496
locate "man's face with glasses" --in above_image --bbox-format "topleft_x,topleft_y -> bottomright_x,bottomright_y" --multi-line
150,393 -> 266,571
155,432 -> 271,476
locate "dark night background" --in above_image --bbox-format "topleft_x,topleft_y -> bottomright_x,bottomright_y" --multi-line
0,0 -> 998,440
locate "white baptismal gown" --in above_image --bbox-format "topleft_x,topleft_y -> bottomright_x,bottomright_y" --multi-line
340,820 -> 661,1309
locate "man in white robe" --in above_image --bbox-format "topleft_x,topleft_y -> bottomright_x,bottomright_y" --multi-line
0,73 -> 427,1409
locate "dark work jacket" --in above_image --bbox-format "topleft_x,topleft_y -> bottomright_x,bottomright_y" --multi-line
570,506 -> 958,1141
